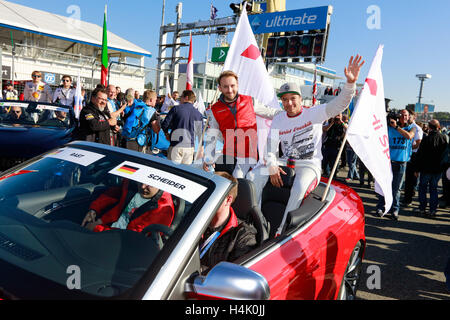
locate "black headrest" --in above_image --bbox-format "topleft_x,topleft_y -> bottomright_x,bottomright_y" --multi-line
231,178 -> 258,220
261,166 -> 296,205
170,196 -> 185,229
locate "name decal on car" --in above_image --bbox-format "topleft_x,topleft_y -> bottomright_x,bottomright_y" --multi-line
110,161 -> 207,203
45,147 -> 105,166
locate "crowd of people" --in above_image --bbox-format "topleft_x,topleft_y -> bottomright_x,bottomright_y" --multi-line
1,57 -> 449,274
72,54 -> 363,266
2,67 -> 449,227
321,106 -> 450,220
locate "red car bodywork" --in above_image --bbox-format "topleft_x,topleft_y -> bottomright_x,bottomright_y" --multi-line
248,178 -> 365,300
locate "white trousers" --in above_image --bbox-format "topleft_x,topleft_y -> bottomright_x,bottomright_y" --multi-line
231,157 -> 258,179
168,146 -> 195,165
246,162 -> 321,234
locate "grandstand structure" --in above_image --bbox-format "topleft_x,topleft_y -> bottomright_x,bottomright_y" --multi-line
0,0 -> 151,94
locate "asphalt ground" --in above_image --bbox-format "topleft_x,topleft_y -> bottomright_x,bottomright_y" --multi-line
331,167 -> 450,300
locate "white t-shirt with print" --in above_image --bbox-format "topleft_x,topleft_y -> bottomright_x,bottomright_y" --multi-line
266,106 -> 328,170
266,82 -> 356,170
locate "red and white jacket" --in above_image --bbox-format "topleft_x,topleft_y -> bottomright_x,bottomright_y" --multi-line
90,179 -> 174,233
204,94 -> 281,162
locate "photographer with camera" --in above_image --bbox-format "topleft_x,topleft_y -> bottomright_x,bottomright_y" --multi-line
322,114 -> 347,177
376,109 -> 416,220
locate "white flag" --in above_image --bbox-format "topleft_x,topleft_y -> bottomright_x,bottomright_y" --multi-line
161,76 -> 173,113
223,5 -> 280,161
165,76 -> 171,98
73,75 -> 83,120
194,91 -> 206,115
223,7 -> 278,109
347,45 -> 393,215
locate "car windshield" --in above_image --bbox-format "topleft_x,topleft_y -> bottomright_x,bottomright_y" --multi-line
0,145 -> 212,299
0,101 -> 73,128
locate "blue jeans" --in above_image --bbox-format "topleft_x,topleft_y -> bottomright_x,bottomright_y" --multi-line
418,173 -> 441,212
322,145 -> 339,176
346,149 -> 360,180
377,161 -> 407,213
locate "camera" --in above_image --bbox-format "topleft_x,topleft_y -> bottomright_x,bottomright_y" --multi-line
387,111 -> 399,127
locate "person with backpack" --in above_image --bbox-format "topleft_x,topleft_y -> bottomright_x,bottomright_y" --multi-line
121,89 -> 160,152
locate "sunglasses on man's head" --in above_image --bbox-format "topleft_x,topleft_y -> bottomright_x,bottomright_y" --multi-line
32,75 -> 41,78
63,79 -> 71,82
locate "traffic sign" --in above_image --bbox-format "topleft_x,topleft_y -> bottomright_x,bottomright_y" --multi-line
211,47 -> 230,63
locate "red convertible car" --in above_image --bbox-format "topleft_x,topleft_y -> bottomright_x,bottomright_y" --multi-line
0,141 -> 365,300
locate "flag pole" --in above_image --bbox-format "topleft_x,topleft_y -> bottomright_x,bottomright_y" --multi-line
10,31 -> 15,86
194,87 -> 220,161
321,125 -> 350,202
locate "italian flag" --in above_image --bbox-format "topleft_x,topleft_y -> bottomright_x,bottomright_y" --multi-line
100,5 -> 108,86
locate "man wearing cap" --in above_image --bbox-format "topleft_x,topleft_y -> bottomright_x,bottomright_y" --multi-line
247,55 -> 365,236
2,82 -> 18,100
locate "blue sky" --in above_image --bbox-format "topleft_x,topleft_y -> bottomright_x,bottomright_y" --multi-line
6,0 -> 450,112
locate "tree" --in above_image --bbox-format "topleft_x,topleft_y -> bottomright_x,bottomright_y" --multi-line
144,81 -> 153,90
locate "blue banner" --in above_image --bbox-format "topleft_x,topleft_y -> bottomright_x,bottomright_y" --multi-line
415,103 -> 435,113
248,6 -> 330,34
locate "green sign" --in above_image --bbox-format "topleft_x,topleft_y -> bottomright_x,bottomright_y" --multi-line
211,47 -> 230,63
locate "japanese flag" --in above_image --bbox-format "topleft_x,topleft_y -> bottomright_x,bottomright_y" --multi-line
223,5 -> 279,161
347,45 -> 393,215
223,6 -> 278,109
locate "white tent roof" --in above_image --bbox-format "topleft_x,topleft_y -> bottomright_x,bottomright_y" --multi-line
0,0 -> 151,57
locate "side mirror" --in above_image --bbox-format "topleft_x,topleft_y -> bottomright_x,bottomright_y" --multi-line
186,262 -> 270,300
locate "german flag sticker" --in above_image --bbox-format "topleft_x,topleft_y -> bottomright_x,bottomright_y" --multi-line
117,164 -> 139,175
47,149 -> 64,156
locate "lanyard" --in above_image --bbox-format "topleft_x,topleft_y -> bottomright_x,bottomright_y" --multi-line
199,231 -> 220,259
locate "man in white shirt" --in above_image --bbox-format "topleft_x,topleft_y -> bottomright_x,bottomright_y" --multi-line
23,71 -> 53,103
161,91 -> 179,113
52,75 -> 76,107
247,55 -> 364,236
402,109 -> 424,205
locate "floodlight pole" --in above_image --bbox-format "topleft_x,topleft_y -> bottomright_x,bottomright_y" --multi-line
418,78 -> 424,104
416,74 -> 431,105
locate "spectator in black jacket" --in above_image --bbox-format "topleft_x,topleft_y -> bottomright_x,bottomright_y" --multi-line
415,119 -> 449,216
77,87 -> 118,145
322,114 -> 346,177
200,171 -> 257,271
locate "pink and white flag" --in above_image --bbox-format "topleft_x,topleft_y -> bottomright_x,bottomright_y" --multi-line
74,75 -> 83,120
186,33 -> 194,91
223,5 -> 279,161
347,45 -> 393,215
312,65 -> 318,106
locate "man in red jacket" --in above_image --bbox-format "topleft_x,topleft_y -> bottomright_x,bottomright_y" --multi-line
81,179 -> 174,233
202,70 -> 281,178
